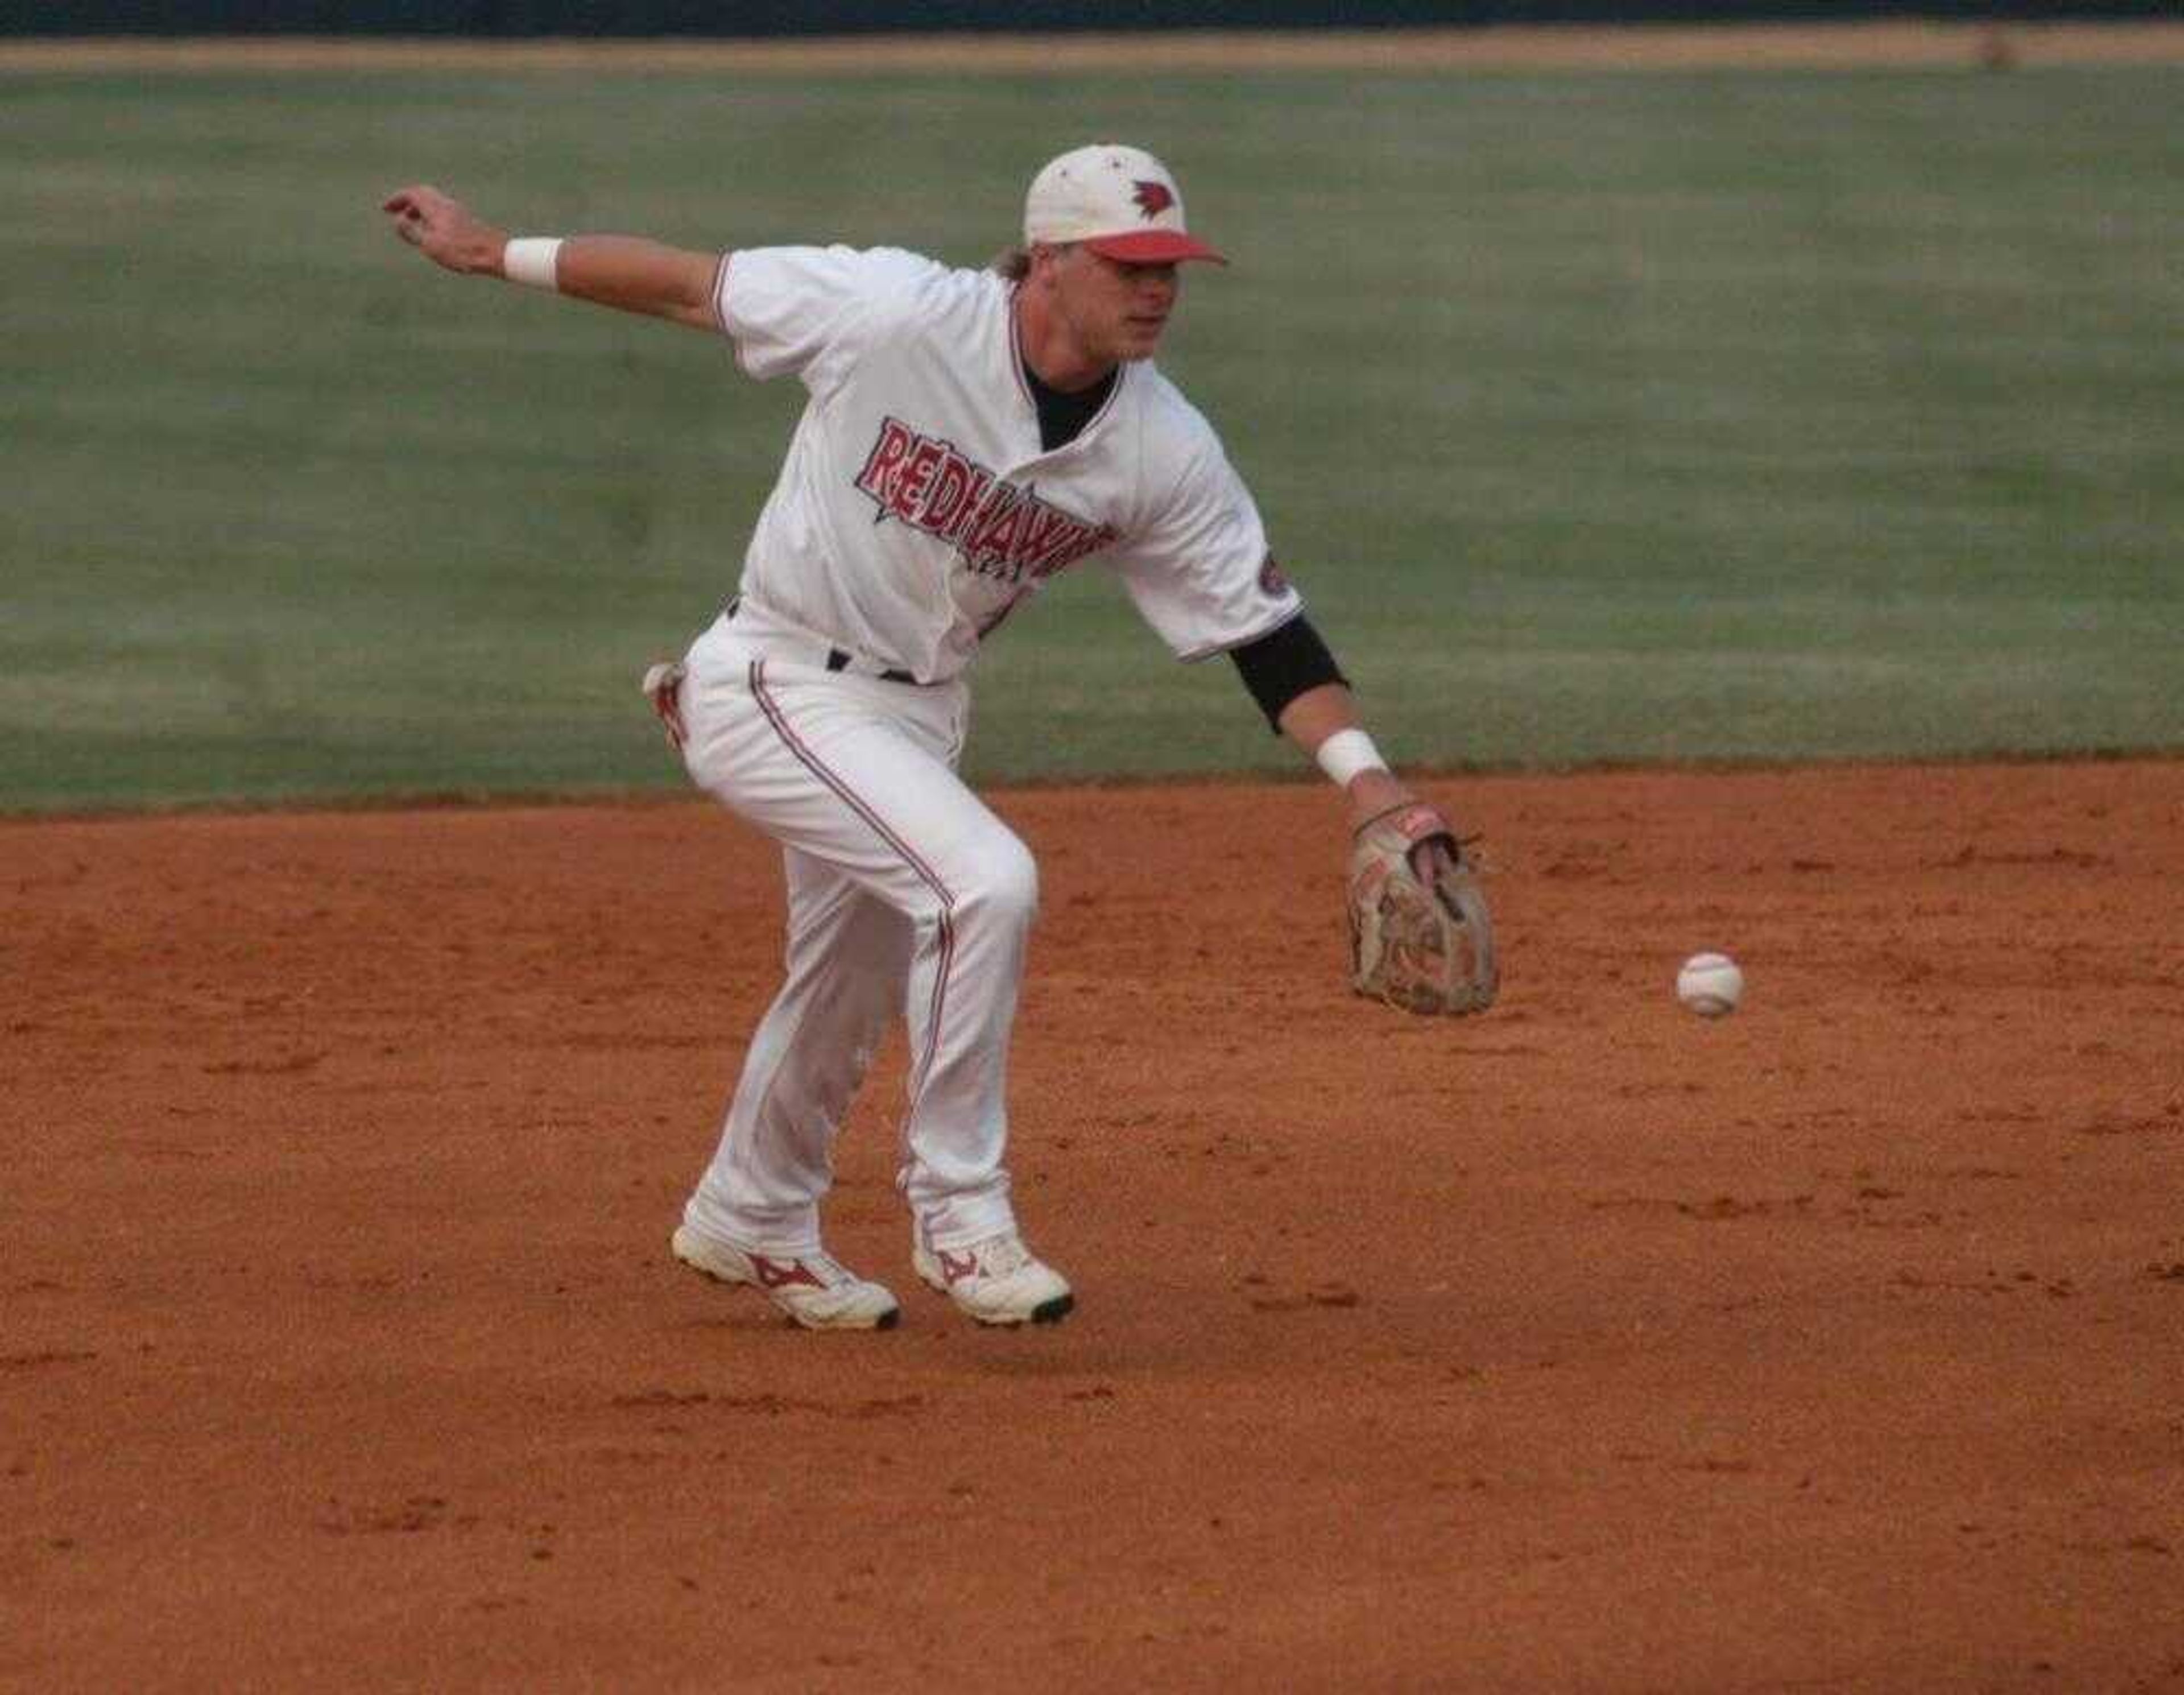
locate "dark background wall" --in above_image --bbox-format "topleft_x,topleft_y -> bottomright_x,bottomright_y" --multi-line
6,1 -> 2174,39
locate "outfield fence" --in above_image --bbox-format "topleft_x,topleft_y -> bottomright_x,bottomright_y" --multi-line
9,0 -> 2173,38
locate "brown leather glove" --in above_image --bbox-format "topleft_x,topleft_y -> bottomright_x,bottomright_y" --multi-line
1348,803 -> 1498,1016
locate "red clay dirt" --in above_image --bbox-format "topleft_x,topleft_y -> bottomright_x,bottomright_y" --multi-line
5,759 -> 2181,1692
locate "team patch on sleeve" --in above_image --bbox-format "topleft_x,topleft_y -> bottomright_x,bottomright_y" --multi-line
853,415 -> 1119,586
1259,552 -> 1292,598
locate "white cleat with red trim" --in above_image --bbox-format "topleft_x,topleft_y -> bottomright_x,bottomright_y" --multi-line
914,1230 -> 1074,1326
672,1226 -> 900,1332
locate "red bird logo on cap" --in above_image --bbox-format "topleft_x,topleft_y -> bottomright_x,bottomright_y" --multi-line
1132,180 -> 1174,221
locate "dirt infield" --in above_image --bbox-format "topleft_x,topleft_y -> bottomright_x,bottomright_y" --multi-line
6,758 -> 2182,1690
6,21 -> 2184,73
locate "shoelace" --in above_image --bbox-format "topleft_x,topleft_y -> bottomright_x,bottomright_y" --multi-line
967,1234 -> 1031,1278
802,1252 -> 857,1288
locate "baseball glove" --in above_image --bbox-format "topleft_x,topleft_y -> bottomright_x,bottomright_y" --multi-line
1348,802 -> 1498,1016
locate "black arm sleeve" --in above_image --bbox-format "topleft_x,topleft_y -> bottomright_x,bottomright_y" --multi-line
1229,614 -> 1349,734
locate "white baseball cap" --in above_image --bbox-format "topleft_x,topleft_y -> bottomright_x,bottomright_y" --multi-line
1023,143 -> 1227,266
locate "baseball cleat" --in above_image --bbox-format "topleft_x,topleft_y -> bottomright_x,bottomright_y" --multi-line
913,1231 -> 1074,1326
671,1226 -> 900,1332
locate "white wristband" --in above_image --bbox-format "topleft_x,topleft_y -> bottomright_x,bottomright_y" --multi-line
1316,728 -> 1387,788
502,237 -> 563,291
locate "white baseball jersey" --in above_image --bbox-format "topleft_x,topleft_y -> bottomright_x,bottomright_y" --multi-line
712,245 -> 1301,682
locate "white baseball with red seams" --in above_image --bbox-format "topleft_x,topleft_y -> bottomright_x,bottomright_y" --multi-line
1677,952 -> 1745,1018
675,237 -> 1300,1266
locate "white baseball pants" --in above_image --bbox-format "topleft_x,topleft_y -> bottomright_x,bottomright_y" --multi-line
672,611 -> 1033,1257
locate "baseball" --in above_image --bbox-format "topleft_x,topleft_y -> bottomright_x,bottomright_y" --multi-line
1676,952 -> 1744,1018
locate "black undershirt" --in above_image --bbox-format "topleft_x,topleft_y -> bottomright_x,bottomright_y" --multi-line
1022,357 -> 1118,452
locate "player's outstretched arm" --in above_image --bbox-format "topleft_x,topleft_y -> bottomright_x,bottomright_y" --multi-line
1283,679 -> 1499,1016
382,185 -> 720,330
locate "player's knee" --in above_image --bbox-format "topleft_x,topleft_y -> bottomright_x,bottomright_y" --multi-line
958,833 -> 1039,931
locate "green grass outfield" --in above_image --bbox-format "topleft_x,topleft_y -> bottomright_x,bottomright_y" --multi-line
3,65 -> 2179,811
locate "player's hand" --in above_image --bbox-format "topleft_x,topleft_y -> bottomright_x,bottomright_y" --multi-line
1347,800 -> 1498,1016
642,662 -> 688,752
1344,766 -> 1411,827
1343,767 -> 1444,881
382,184 -> 508,276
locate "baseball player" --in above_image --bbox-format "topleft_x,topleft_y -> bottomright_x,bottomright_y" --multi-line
383,144 -> 1468,1332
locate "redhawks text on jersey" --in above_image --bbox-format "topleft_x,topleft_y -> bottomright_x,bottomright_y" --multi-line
855,416 -> 1121,586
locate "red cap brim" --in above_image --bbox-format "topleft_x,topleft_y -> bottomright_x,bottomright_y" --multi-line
1082,230 -> 1228,266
